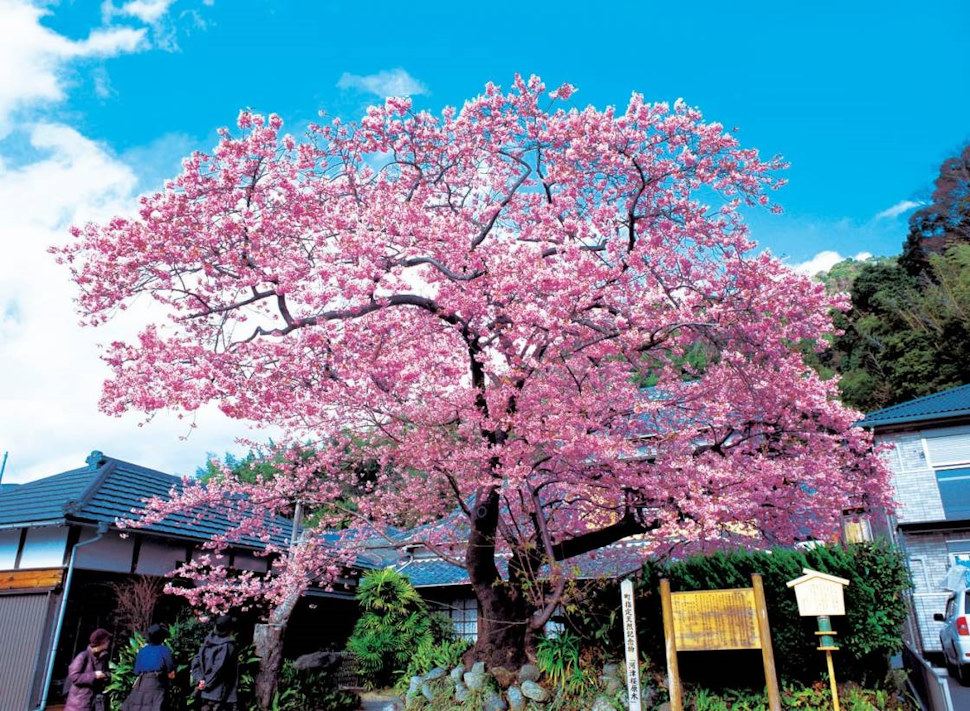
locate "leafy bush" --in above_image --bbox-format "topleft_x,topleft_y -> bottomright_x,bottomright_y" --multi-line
239,658 -> 358,711
347,568 -> 461,689
396,633 -> 472,693
536,629 -> 599,698
678,680 -> 913,710
104,630 -> 144,709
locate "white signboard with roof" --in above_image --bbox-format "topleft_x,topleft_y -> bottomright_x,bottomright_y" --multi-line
786,569 -> 849,617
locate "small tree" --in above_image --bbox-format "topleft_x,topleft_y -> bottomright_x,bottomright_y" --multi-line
110,576 -> 164,636
346,568 -> 453,689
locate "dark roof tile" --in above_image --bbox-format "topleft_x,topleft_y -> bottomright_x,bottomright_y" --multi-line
858,384 -> 970,429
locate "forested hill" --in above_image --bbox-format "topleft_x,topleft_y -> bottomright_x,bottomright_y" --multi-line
815,145 -> 970,413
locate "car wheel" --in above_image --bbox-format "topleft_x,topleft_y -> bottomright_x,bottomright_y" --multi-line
958,663 -> 970,686
942,640 -> 955,676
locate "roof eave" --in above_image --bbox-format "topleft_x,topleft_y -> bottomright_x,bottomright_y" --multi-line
859,411 -> 970,431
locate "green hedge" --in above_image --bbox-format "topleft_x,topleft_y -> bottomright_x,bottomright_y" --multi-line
569,541 -> 911,686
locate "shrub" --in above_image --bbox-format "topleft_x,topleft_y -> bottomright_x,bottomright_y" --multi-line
396,633 -> 472,693
245,658 -> 359,711
347,568 -> 460,689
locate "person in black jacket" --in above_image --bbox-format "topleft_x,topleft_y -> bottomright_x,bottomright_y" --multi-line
190,615 -> 239,711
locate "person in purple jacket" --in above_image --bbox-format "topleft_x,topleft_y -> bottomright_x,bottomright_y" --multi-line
65,628 -> 112,711
121,623 -> 176,711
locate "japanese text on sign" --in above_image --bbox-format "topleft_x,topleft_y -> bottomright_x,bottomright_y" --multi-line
620,579 -> 642,711
671,588 -> 760,651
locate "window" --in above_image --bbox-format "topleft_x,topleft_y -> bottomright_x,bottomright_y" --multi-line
842,515 -> 873,544
445,597 -> 478,641
936,467 -> 970,520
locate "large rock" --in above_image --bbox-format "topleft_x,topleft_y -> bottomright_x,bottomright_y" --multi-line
464,669 -> 486,690
425,667 -> 447,681
491,665 -> 516,689
601,662 -> 620,679
451,664 -> 465,684
520,680 -> 550,702
601,675 -> 622,695
517,663 -> 540,683
420,681 -> 435,701
484,691 -> 508,711
506,685 -> 525,710
290,650 -> 340,671
455,683 -> 469,703
591,696 -> 615,711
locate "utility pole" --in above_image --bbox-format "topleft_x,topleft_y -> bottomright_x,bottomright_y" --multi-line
0,451 -> 8,485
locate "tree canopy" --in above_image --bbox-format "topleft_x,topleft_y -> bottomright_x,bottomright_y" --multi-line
59,76 -> 890,665
825,144 -> 970,413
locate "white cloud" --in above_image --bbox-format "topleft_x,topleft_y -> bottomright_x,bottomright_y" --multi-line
103,0 -> 175,24
875,199 -> 923,220
72,27 -> 146,57
0,124 -> 259,484
0,0 -> 147,134
791,250 -> 873,276
0,2 -> 255,483
101,0 -> 184,52
93,67 -> 114,99
337,68 -> 429,97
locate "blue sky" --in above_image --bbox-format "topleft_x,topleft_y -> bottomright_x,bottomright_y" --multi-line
1,0 -> 968,481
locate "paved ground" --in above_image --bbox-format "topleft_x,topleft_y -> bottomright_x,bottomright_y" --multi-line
357,690 -> 404,711
944,670 -> 970,708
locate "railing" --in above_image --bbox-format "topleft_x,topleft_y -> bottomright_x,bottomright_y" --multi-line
903,640 -> 954,711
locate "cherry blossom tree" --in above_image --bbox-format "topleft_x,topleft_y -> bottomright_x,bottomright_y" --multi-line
121,446 -> 355,706
59,76 -> 892,669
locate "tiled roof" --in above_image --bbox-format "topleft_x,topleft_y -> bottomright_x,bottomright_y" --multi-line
397,542 -> 648,588
858,384 -> 970,429
0,451 -> 288,548
0,463 -> 95,526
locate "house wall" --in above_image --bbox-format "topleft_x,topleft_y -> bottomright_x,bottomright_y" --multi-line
878,423 -> 970,653
897,528 -> 970,652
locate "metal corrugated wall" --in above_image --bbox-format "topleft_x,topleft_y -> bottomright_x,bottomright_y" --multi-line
0,592 -> 51,711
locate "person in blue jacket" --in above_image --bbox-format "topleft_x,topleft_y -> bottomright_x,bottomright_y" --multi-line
121,623 -> 175,711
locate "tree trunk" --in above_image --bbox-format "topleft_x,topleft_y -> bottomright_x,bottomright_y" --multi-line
465,486 -> 538,670
253,594 -> 298,710
463,491 -> 651,670
469,578 -> 537,670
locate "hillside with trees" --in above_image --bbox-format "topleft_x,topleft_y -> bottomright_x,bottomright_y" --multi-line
821,145 -> 970,413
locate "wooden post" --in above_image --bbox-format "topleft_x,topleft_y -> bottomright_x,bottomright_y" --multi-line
620,579 -> 643,711
660,578 -> 682,711
825,650 -> 841,711
752,574 -> 781,711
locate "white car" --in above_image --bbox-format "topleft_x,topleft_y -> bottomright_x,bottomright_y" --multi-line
936,588 -> 970,684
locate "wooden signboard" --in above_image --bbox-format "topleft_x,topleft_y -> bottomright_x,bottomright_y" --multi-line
0,568 -> 64,591
786,569 -> 849,617
671,587 -> 760,650
661,574 -> 780,711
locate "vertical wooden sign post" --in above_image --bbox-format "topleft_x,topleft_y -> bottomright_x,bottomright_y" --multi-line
660,574 -> 781,711
620,578 -> 643,711
786,569 -> 850,711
